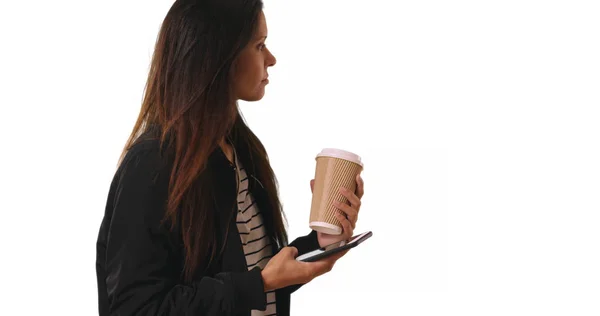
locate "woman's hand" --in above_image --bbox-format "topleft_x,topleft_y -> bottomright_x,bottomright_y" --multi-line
260,175 -> 365,291
261,246 -> 347,291
310,174 -> 365,248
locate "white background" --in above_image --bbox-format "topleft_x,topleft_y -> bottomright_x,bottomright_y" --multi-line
1,0 -> 599,315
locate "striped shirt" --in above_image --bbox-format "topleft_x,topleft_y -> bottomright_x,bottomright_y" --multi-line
234,152 -> 277,316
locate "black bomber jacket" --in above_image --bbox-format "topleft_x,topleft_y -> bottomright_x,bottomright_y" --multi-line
95,130 -> 320,316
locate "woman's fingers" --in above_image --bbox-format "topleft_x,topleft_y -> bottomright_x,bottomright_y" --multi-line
339,187 -> 361,210
356,174 -> 365,199
336,212 -> 354,235
334,200 -> 358,227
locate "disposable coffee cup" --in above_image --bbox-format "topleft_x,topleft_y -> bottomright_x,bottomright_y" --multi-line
309,148 -> 364,235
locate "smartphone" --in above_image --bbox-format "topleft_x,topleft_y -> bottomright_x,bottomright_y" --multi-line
295,231 -> 373,262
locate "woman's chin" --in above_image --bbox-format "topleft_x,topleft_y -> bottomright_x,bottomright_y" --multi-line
239,89 -> 266,102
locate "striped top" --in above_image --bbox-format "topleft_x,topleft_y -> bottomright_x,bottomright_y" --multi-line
234,152 -> 277,316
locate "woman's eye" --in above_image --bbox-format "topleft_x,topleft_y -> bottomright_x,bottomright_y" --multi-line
258,43 -> 266,51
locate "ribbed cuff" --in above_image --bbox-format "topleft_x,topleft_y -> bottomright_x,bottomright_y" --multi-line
231,267 -> 267,311
307,230 -> 320,249
288,230 -> 321,256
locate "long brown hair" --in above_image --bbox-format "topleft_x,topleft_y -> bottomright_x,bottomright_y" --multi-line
118,0 -> 287,282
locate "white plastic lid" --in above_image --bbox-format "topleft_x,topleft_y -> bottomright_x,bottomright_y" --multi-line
316,148 -> 363,167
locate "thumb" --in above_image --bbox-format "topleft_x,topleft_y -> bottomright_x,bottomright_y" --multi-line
284,246 -> 298,258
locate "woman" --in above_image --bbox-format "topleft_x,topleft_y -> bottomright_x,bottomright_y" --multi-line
95,1 -> 364,315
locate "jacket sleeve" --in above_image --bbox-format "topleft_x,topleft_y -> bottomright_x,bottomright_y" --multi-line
103,148 -> 267,316
289,230 -> 320,255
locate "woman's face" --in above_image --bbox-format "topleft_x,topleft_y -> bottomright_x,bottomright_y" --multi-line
232,11 -> 277,102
